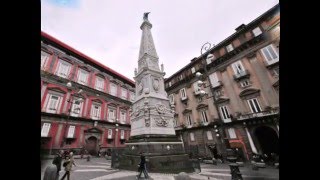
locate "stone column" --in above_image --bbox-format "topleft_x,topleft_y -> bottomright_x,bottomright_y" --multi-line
244,127 -> 258,154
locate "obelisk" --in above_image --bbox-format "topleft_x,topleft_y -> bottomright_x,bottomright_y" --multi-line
117,13 -> 194,173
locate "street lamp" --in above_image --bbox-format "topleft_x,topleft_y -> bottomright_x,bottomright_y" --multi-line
198,42 -> 243,179
115,124 -> 119,148
196,42 -> 228,157
60,81 -> 83,150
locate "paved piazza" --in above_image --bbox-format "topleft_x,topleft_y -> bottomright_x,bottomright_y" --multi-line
41,157 -> 279,180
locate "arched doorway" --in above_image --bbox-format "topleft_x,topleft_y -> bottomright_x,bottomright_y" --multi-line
254,126 -> 279,155
86,136 -> 98,156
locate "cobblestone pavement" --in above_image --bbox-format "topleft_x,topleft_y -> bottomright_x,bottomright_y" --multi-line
41,157 -> 278,180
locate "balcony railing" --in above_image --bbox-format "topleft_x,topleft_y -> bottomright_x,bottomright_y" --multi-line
237,109 -> 279,120
211,81 -> 222,89
233,70 -> 250,81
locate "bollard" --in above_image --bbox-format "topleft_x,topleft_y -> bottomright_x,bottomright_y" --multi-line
87,155 -> 91,162
43,164 -> 57,180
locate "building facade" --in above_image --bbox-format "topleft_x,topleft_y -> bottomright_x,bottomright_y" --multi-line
41,32 -> 135,156
164,4 -> 279,161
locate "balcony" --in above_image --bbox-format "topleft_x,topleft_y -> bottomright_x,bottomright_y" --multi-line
180,96 -> 188,102
233,70 -> 250,81
237,109 -> 279,120
264,58 -> 279,68
211,81 -> 222,89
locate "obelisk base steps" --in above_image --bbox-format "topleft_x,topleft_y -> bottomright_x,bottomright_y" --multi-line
114,135 -> 195,173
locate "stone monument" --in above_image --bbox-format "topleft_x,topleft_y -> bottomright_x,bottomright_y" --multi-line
116,13 -> 195,173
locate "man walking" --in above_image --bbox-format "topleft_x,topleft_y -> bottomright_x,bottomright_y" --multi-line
137,152 -> 149,179
52,150 -> 63,180
61,152 -> 76,180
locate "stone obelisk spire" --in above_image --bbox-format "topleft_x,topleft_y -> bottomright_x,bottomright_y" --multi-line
131,12 -> 175,136
117,13 -> 194,173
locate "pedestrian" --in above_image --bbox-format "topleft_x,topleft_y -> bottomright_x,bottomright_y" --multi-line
136,152 -> 149,179
61,152 -> 76,180
52,150 -> 63,180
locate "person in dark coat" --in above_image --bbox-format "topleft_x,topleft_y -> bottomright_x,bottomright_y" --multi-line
136,152 -> 149,179
52,150 -> 63,179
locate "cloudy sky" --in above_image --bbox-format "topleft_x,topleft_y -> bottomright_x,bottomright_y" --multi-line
41,0 -> 279,81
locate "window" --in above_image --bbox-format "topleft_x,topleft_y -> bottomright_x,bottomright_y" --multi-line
191,67 -> 196,74
232,61 -> 245,75
45,94 -> 62,114
206,54 -> 215,64
226,44 -> 234,52
219,106 -> 231,123
186,115 -> 192,126
228,128 -> 237,139
168,82 -> 172,87
209,72 -> 220,87
67,126 -> 75,138
169,94 -> 175,104
120,130 -> 125,139
247,98 -> 262,113
130,92 -> 135,102
110,83 -> 117,96
240,80 -> 250,87
77,69 -> 89,85
121,88 -> 127,99
180,88 -> 187,100
108,107 -> 116,122
56,59 -> 72,78
108,129 -> 113,139
206,131 -> 213,140
252,27 -> 262,36
95,76 -> 105,91
200,111 -> 208,123
190,133 -> 195,141
193,82 -> 201,94
41,123 -> 51,137
41,51 -> 49,70
120,110 -> 126,123
214,90 -> 222,98
70,98 -> 83,117
90,103 -> 101,120
179,74 -> 183,81
261,44 -> 279,65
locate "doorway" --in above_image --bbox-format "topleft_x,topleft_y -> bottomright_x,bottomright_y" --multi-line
255,126 -> 279,155
86,136 -> 98,156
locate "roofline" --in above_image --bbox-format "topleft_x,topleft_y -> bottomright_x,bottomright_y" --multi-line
166,3 -> 279,81
41,31 -> 135,86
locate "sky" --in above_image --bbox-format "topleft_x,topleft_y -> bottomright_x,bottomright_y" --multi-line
41,0 -> 279,81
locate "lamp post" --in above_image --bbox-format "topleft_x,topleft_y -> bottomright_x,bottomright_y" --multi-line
60,82 -> 83,150
195,42 -> 228,158
197,43 -> 242,179
115,123 -> 119,148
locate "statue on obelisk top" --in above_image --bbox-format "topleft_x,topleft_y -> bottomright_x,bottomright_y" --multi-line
143,12 -> 150,21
